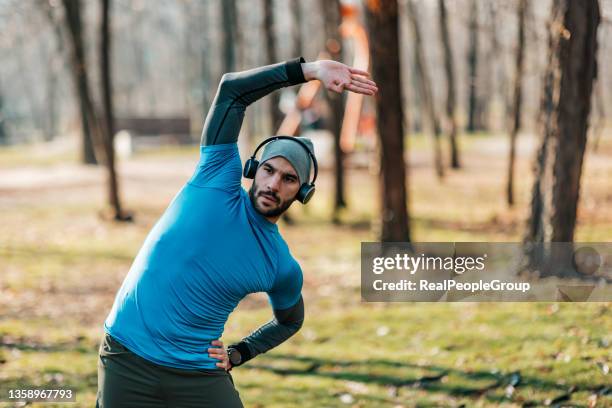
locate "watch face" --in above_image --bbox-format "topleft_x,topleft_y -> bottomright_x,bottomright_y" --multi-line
229,349 -> 241,365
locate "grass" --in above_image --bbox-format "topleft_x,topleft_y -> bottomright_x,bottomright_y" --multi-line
0,131 -> 610,407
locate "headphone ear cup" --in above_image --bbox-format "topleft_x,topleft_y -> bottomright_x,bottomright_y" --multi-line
243,159 -> 259,179
297,184 -> 315,204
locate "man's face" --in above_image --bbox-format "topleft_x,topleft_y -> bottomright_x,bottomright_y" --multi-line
249,156 -> 301,221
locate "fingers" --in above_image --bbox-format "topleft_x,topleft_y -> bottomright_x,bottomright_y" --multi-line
349,67 -> 370,77
349,76 -> 378,94
207,348 -> 225,357
327,75 -> 377,95
207,339 -> 226,360
345,83 -> 376,95
216,361 -> 231,370
351,74 -> 378,89
208,345 -> 229,369
207,339 -> 230,371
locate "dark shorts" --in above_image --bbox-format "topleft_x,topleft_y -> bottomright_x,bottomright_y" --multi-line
96,333 -> 243,408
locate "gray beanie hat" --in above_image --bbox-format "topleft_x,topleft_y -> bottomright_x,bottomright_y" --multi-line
259,137 -> 315,185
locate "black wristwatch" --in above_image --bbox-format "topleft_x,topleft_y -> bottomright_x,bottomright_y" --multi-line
227,347 -> 242,367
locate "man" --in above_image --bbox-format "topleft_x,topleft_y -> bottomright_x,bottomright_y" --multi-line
97,57 -> 377,407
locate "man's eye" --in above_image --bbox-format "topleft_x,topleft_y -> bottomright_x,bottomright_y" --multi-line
285,177 -> 297,183
264,167 -> 272,173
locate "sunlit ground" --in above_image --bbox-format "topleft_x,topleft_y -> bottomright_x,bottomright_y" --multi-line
0,131 -> 610,407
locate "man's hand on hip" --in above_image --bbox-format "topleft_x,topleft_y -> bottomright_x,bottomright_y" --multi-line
208,340 -> 232,371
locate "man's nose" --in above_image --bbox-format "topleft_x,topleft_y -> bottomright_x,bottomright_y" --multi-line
267,174 -> 282,192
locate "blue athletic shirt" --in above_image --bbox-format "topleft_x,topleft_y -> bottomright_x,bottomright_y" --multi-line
104,143 -> 303,370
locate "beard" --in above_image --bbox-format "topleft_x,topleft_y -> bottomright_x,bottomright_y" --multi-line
249,182 -> 294,218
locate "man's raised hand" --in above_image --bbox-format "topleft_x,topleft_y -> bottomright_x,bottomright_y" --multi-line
302,60 -> 378,95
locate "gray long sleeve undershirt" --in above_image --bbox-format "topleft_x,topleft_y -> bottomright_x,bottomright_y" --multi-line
199,58 -> 307,365
229,295 -> 305,366
200,57 -> 306,146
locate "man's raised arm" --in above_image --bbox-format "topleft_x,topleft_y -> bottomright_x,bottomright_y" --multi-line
200,58 -> 378,146
200,58 -> 306,146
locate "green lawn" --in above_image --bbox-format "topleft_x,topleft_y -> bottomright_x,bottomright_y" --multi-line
0,133 -> 610,407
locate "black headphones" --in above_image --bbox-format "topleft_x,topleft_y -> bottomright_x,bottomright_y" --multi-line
243,136 -> 318,204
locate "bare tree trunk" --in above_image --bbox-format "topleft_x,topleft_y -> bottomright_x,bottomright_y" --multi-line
437,0 -> 460,169
61,0 -> 98,164
126,7 -> 145,110
320,0 -> 347,221
100,0 -> 130,221
263,0 -> 283,133
590,77 -> 605,152
64,0 -> 127,220
15,33 -> 43,141
221,0 -> 239,73
550,0 -> 599,243
44,52 -> 59,141
466,0 -> 479,133
41,1 -> 66,142
488,2 -> 512,130
365,0 -> 410,242
200,2 -> 212,117
506,0 -> 528,207
290,0 -> 303,57
408,58 -> 423,134
406,0 -> 444,179
525,0 -> 600,277
524,2 -> 562,247
0,89 -> 6,144
477,1 -> 499,133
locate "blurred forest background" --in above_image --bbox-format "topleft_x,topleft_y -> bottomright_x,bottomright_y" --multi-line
0,0 -> 611,407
